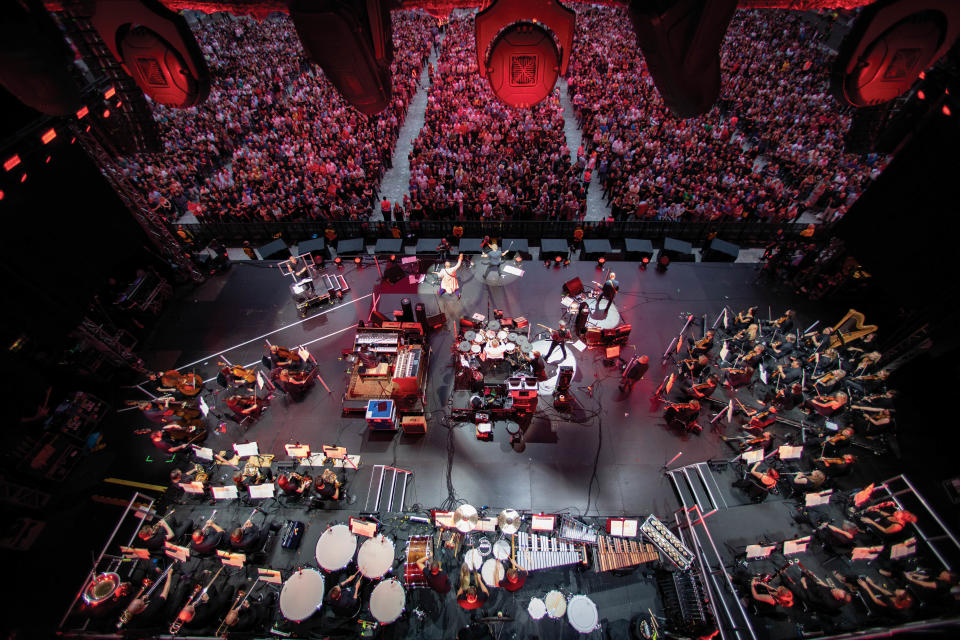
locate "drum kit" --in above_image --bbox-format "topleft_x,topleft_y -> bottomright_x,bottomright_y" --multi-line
458,321 -> 532,369
526,590 -> 600,634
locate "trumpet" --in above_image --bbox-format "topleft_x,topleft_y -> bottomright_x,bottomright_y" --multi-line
216,578 -> 261,636
170,567 -> 223,634
118,565 -> 172,628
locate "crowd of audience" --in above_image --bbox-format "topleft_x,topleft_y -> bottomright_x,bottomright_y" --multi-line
119,11 -> 435,223
404,14 -> 585,221
566,7 -> 888,223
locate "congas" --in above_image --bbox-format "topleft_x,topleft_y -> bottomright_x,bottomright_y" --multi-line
464,331 -> 477,342
528,597 -> 547,620
481,559 -> 503,588
280,568 -> 325,622
545,590 -> 567,618
369,578 -> 405,624
492,540 -> 510,560
458,341 -> 472,353
315,524 -> 357,572
487,320 -> 501,332
471,344 -> 481,354
497,330 -> 508,341
464,548 -> 483,571
567,595 -> 600,634
358,536 -> 395,579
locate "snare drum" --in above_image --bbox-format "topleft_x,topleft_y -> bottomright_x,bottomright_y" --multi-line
497,330 -> 508,341
493,540 -> 510,560
315,524 -> 357,572
471,344 -> 481,354
567,595 -> 600,634
458,341 -> 472,353
504,342 -> 516,353
369,578 -> 405,624
545,590 -> 567,618
485,329 -> 496,340
481,559 -> 503,588
477,537 -> 492,556
528,597 -> 547,620
464,331 -> 477,342
280,568 -> 325,622
464,548 -> 483,571
358,536 -> 396,579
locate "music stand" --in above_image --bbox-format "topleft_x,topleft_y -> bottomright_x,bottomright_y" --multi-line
323,445 -> 359,470
285,443 -> 311,461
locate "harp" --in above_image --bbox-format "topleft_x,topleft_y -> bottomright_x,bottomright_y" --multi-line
830,309 -> 877,348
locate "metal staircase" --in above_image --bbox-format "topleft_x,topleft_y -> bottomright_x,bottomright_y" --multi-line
666,461 -> 728,518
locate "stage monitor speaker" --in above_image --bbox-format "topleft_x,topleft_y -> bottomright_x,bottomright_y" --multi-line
702,238 -> 739,262
427,313 -> 446,330
562,277 -> 584,296
400,298 -> 414,323
557,366 -> 573,393
256,239 -> 290,261
384,263 -> 405,284
460,316 -> 476,329
370,310 -> 388,325
415,302 -> 428,326
660,237 -> 695,262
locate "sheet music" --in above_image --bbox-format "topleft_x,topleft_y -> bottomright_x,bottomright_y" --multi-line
198,395 -> 210,417
804,489 -> 832,507
608,519 -> 624,536
257,371 -> 266,390
349,518 -> 377,538
477,517 -> 497,532
740,448 -> 764,464
298,347 -> 311,362
258,568 -> 283,584
248,483 -> 275,499
120,546 -> 151,560
783,536 -> 810,555
621,519 -> 638,537
180,481 -> 205,494
434,511 -> 455,528
301,453 -> 327,466
164,542 -> 189,562
234,442 -> 259,457
759,367 -> 768,384
192,445 -> 213,461
323,445 -> 347,459
890,537 -> 917,560
408,274 -> 424,284
531,515 -> 555,531
778,445 -> 802,460
719,342 -> 729,362
502,264 -> 524,277
746,544 -> 775,559
571,340 -> 587,352
211,485 -> 239,500
217,550 -> 246,567
284,444 -> 311,458
851,545 -> 884,561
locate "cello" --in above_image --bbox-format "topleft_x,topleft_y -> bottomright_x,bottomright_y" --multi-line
158,370 -> 204,397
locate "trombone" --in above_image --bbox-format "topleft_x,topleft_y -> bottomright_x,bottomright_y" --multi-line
170,567 -> 223,634
215,578 -> 261,637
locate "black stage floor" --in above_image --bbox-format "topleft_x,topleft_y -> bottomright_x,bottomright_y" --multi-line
35,258 -> 952,640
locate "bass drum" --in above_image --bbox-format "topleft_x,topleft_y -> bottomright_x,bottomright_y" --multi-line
567,595 -> 600,634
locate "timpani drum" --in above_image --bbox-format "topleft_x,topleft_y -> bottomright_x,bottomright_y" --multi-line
458,341 -> 472,353
279,568 -> 325,622
567,595 -> 600,634
369,578 -> 405,624
488,320 -> 501,332
315,524 -> 357,572
481,559 -> 503,588
464,331 -> 477,342
471,344 -> 481,354
528,597 -> 547,620
545,590 -> 567,619
493,540 -> 510,560
464,549 -> 483,571
497,330 -> 508,341
358,536 -> 395,579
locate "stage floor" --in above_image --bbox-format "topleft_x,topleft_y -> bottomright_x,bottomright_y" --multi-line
40,257 -> 936,640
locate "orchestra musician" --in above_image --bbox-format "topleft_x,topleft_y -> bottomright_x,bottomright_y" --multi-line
222,588 -> 275,633
810,369 -> 846,395
767,309 -> 796,334
498,557 -> 528,592
734,461 -> 779,502
439,254 -> 465,299
731,324 -> 760,350
743,344 -> 765,369
814,453 -> 856,476
770,382 -> 804,411
805,391 -> 848,417
792,469 -> 827,492
175,580 -> 235,634
325,571 -> 362,618
619,354 -> 650,393
456,576 -> 490,610
190,517 -> 225,556
735,306 -> 758,328
226,393 -> 264,420
545,320 -> 570,362
138,517 -> 192,554
149,422 -> 207,453
856,576 -> 915,614
796,565 -> 852,614
121,565 -> 176,630
766,333 -> 797,361
597,272 -> 619,315
313,468 -> 357,504
664,400 -> 701,433
749,575 -> 794,616
681,355 -> 710,379
267,344 -> 301,369
772,358 -> 803,385
688,330 -> 715,359
276,472 -> 312,496
742,405 -> 778,431
415,557 -> 452,595
681,374 -> 718,400
229,518 -> 270,552
855,502 -> 918,537
277,367 -> 314,401
723,366 -> 754,389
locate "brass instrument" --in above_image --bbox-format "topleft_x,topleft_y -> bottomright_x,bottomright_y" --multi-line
851,405 -> 894,413
118,565 -> 172,629
216,578 -> 260,637
829,309 -> 877,349
170,567 -> 223,634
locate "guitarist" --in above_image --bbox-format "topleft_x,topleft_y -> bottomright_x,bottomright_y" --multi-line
597,272 -> 619,315
480,241 -> 511,281
545,320 -> 571,362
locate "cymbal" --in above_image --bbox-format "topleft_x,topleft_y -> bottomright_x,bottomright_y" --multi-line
497,509 -> 521,534
454,504 -> 478,533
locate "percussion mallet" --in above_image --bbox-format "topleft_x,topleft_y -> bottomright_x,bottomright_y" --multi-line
315,373 -> 332,394
662,451 -> 683,470
710,409 -> 726,425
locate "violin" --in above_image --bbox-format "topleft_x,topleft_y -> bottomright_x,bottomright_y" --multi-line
218,361 -> 256,384
158,370 -> 203,397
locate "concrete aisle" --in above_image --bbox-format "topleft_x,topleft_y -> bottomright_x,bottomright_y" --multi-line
559,84 -> 611,222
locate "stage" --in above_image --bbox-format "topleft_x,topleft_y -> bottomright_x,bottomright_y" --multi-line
42,255 -> 952,640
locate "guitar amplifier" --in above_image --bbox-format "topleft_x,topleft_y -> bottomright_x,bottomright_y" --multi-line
401,415 -> 427,434
280,520 -> 305,550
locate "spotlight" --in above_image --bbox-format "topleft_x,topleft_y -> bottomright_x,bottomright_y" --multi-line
640,256 -> 649,271
4,155 -> 21,172
597,257 -> 605,269
0,190 -> 4,200
41,128 -> 56,144
354,256 -> 362,266
514,254 -> 522,264
657,254 -> 670,272
563,258 -> 570,267
944,104 -> 953,116
389,254 -> 396,262
20,173 -> 28,183
918,90 -> 926,100
102,108 -> 111,118
334,257 -> 342,268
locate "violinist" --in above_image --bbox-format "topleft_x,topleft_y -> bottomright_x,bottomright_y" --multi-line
741,404 -> 777,431
743,344 -> 766,369
858,389 -> 897,410
219,363 -> 256,386
797,565 -> 852,614
852,351 -> 883,376
814,453 -> 856,476
226,394 -> 264,420
149,425 -> 205,453
731,324 -> 760,350
734,461 -> 779,502
772,358 -> 802,385
811,369 -> 846,395
860,408 -> 894,433
664,399 -> 701,433
857,576 -> 915,614
749,575 -> 794,616
687,330 -> 715,358
856,502 -> 918,537
848,368 -> 890,395
723,365 -> 755,389
801,327 -> 833,354
792,469 -> 827,492
819,427 -> 855,455
726,430 -> 775,454
805,391 -> 847,417
681,374 -> 718,400
734,306 -> 758,328
680,355 -> 710,379
772,383 -> 804,411
767,334 -> 796,361
808,347 -> 840,374
767,309 -> 796,334
267,344 -> 301,369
